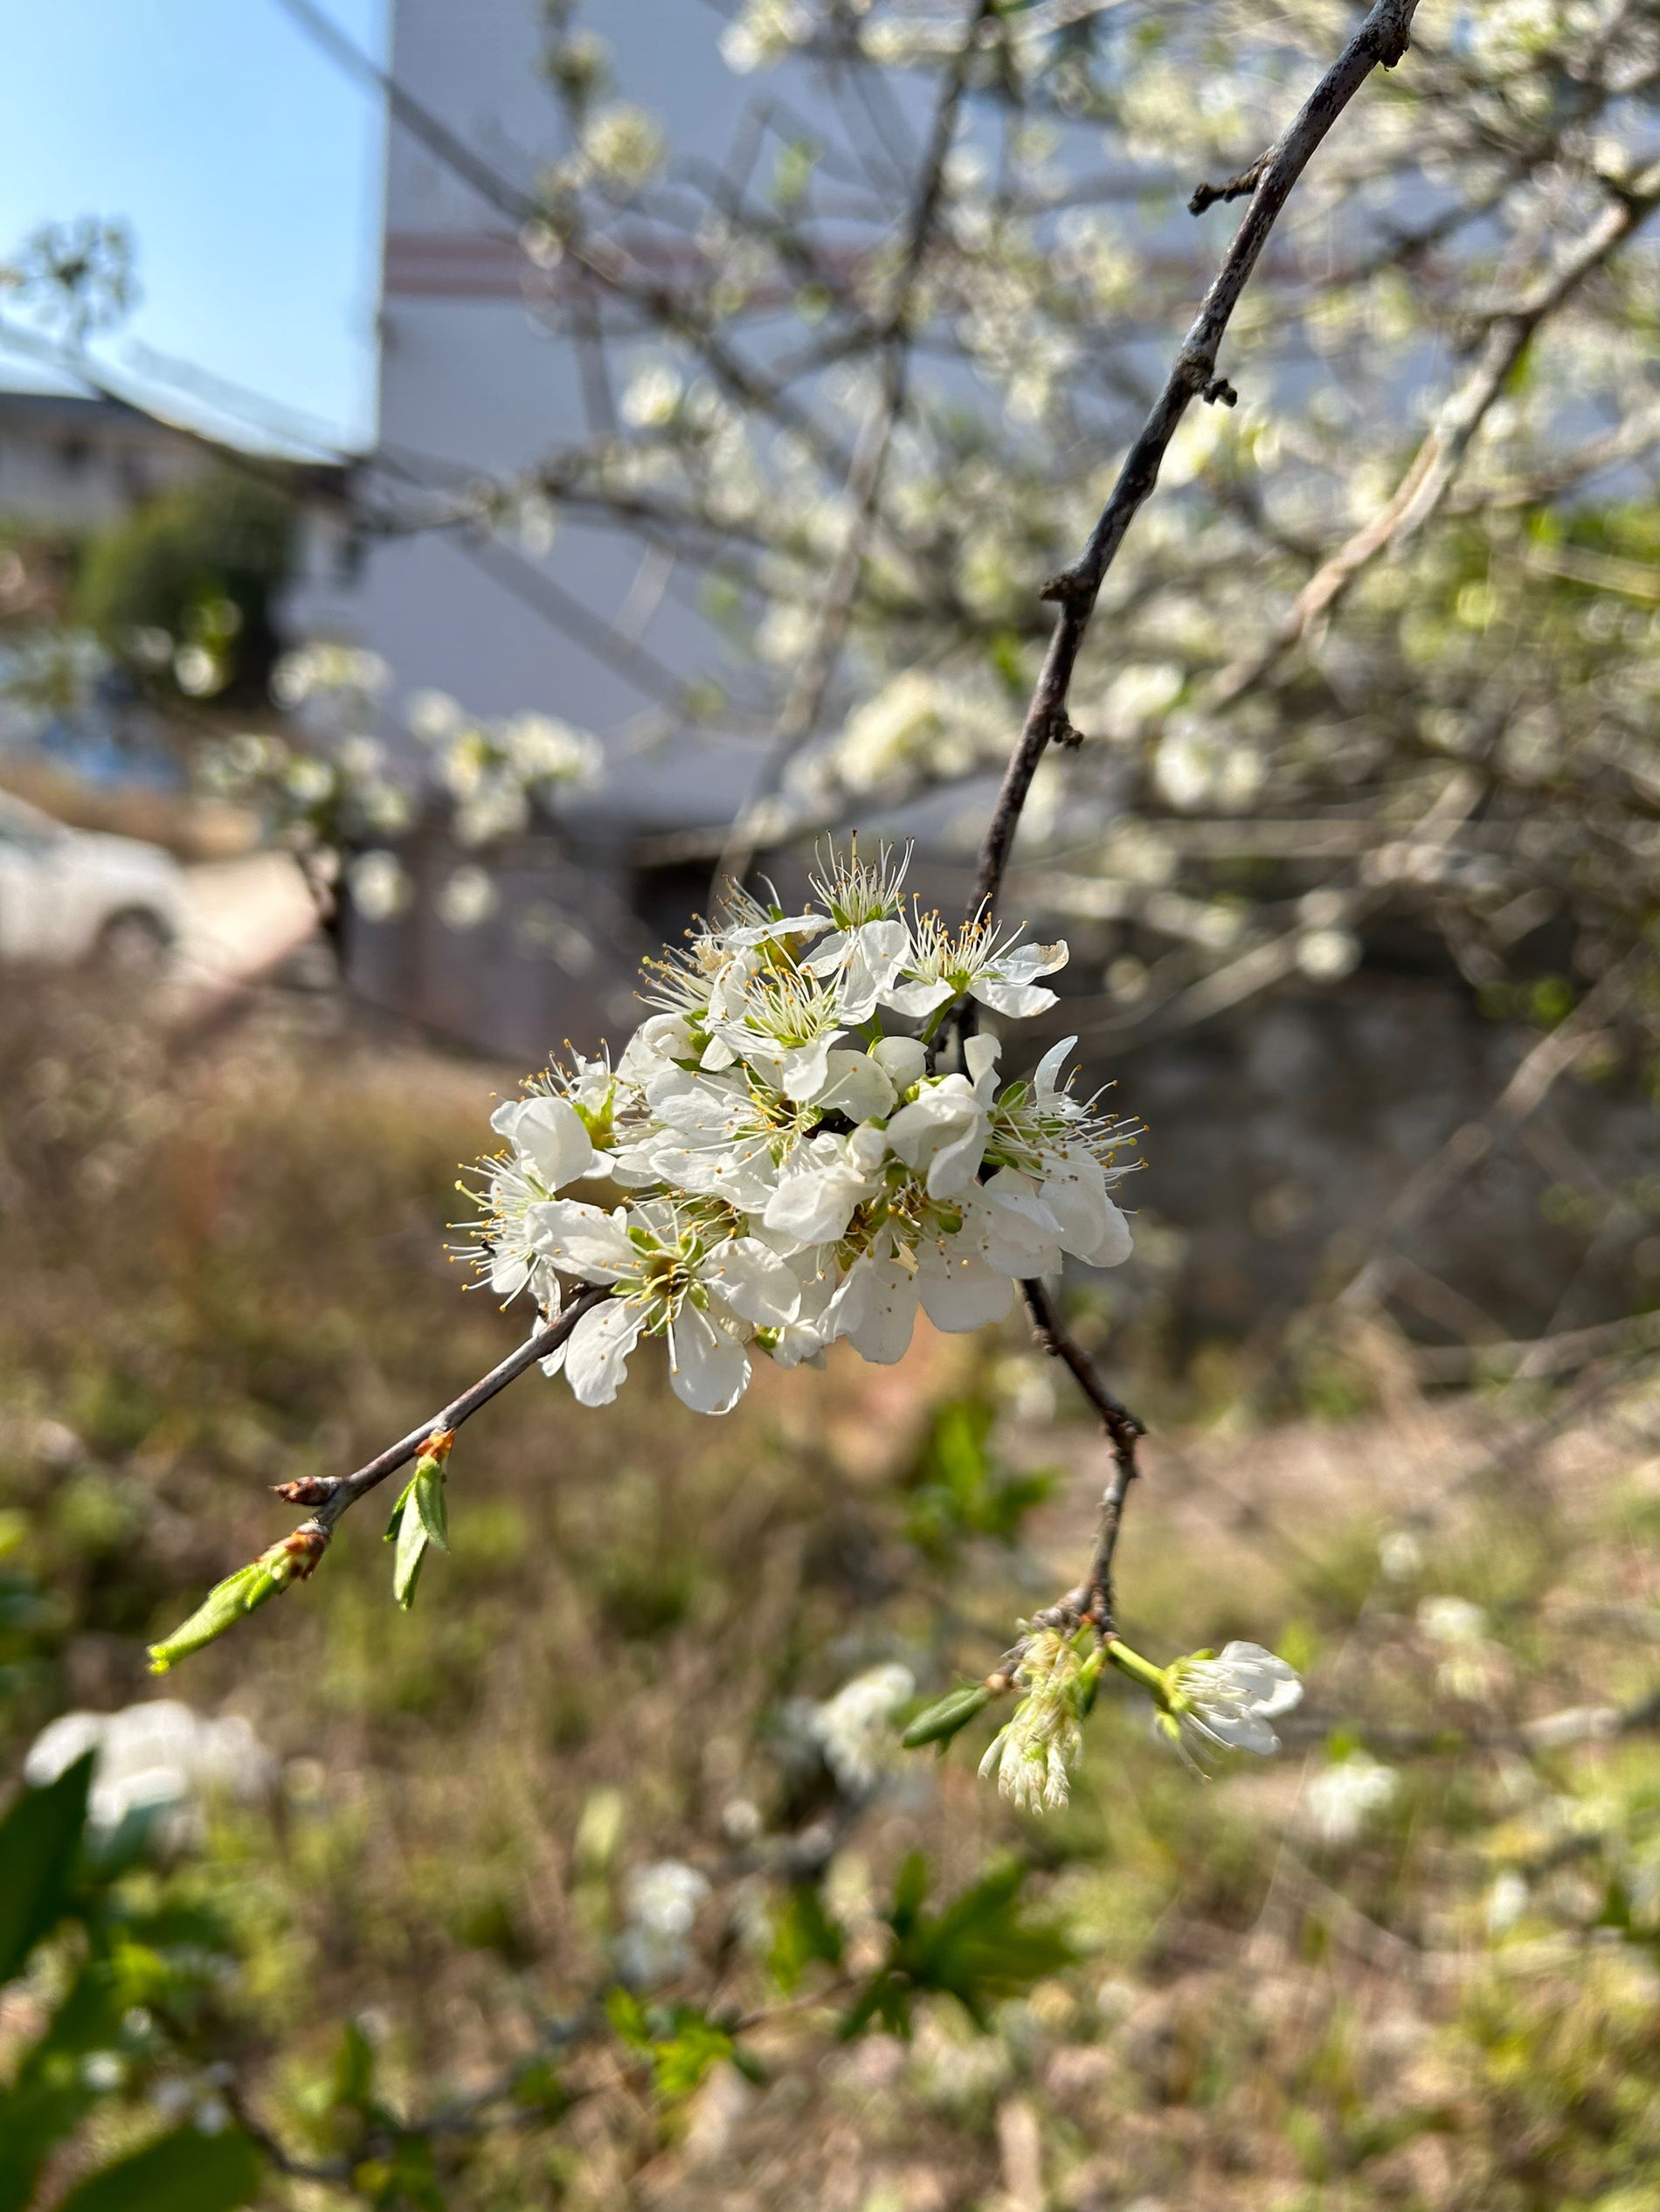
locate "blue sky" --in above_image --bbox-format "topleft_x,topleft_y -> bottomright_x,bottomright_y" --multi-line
0,0 -> 387,453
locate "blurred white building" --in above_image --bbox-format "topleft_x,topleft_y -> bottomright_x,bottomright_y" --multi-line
360,0 -> 763,837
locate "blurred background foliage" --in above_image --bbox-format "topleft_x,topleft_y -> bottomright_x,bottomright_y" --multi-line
3,0 -> 1660,2204
3,977 -> 1658,2210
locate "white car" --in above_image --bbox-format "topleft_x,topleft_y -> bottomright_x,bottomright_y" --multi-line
0,791 -> 187,973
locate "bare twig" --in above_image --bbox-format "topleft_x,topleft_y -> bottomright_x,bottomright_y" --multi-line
978,0 -> 1423,1658
1019,1278 -> 1142,1638
972,0 -> 1422,920
273,1289 -> 608,1532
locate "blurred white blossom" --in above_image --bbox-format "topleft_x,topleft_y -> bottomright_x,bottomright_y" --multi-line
24,1701 -> 273,1845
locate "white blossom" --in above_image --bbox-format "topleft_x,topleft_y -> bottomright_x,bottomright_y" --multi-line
811,1662 -> 915,1796
1159,1642 -> 1304,1768
617,1858 -> 710,1983
979,1631 -> 1087,1814
1302,1752 -> 1400,1846
885,911 -> 1068,1023
459,846 -> 1136,1416
24,1701 -> 274,1844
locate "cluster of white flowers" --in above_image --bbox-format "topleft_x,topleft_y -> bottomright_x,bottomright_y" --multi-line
979,1630 -> 1089,1814
409,694 -> 603,847
465,847 -> 1136,1417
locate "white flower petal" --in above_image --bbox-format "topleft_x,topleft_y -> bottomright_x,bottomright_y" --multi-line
964,1032 -> 1001,1089
496,1096 -> 598,1191
564,1298 -> 646,1405
667,1306 -> 750,1414
1041,1152 -> 1133,1268
824,1255 -> 918,1365
918,1248 -> 1015,1331
1033,1034 -> 1077,1101
778,1032 -> 841,1101
972,976 -> 1061,1018
884,977 -> 957,1020
811,1047 -> 897,1120
871,1033 -> 927,1090
529,1200 -> 637,1281
706,1237 -> 801,1326
762,1153 -> 870,1246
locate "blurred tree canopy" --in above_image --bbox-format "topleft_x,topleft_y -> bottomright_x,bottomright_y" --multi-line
73,466 -> 291,709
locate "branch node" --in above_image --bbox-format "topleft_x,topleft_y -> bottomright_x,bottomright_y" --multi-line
1188,154 -> 1268,218
272,1476 -> 337,1507
1037,563 -> 1090,606
1202,377 -> 1239,407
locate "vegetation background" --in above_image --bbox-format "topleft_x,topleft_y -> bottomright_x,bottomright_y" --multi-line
4,1 -> 1660,2207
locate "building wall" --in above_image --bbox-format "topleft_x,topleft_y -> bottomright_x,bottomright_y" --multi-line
363,0 -> 760,830
0,397 -> 205,532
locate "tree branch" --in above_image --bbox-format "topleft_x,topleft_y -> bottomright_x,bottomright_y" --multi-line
274,1288 -> 609,1533
972,0 -> 1422,1662
972,0 -> 1422,920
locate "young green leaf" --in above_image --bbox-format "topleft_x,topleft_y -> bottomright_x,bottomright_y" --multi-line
902,1683 -> 993,1750
385,1448 -> 449,1611
148,1526 -> 328,1673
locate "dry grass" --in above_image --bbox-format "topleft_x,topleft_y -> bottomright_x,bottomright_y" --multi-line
3,978 -> 1659,2210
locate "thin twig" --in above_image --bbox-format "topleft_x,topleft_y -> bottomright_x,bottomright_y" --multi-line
979,0 -> 1422,1659
274,1289 -> 608,1532
1020,1278 -> 1142,1637
972,0 -> 1422,920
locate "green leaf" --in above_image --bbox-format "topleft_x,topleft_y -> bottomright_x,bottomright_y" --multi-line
648,2008 -> 737,2102
841,1856 -> 1076,2041
902,1684 -> 993,1750
605,1985 -> 651,2050
0,1752 -> 93,1985
146,1565 -> 271,1673
55,2126 -> 261,2212
387,1453 -> 447,1610
413,1462 -> 448,1551
392,1489 -> 429,1611
766,1884 -> 844,1994
149,1527 -> 325,1672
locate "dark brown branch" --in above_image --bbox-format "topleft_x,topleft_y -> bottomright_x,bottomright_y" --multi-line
971,0 -> 1421,921
1020,1278 -> 1143,1637
973,0 -> 1422,1663
273,1288 -> 609,1532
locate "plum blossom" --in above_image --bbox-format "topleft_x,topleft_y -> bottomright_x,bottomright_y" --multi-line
531,1197 -> 799,1413
460,842 -> 1138,1417
979,1630 -> 1089,1813
885,911 -> 1068,1024
1156,1642 -> 1304,1770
